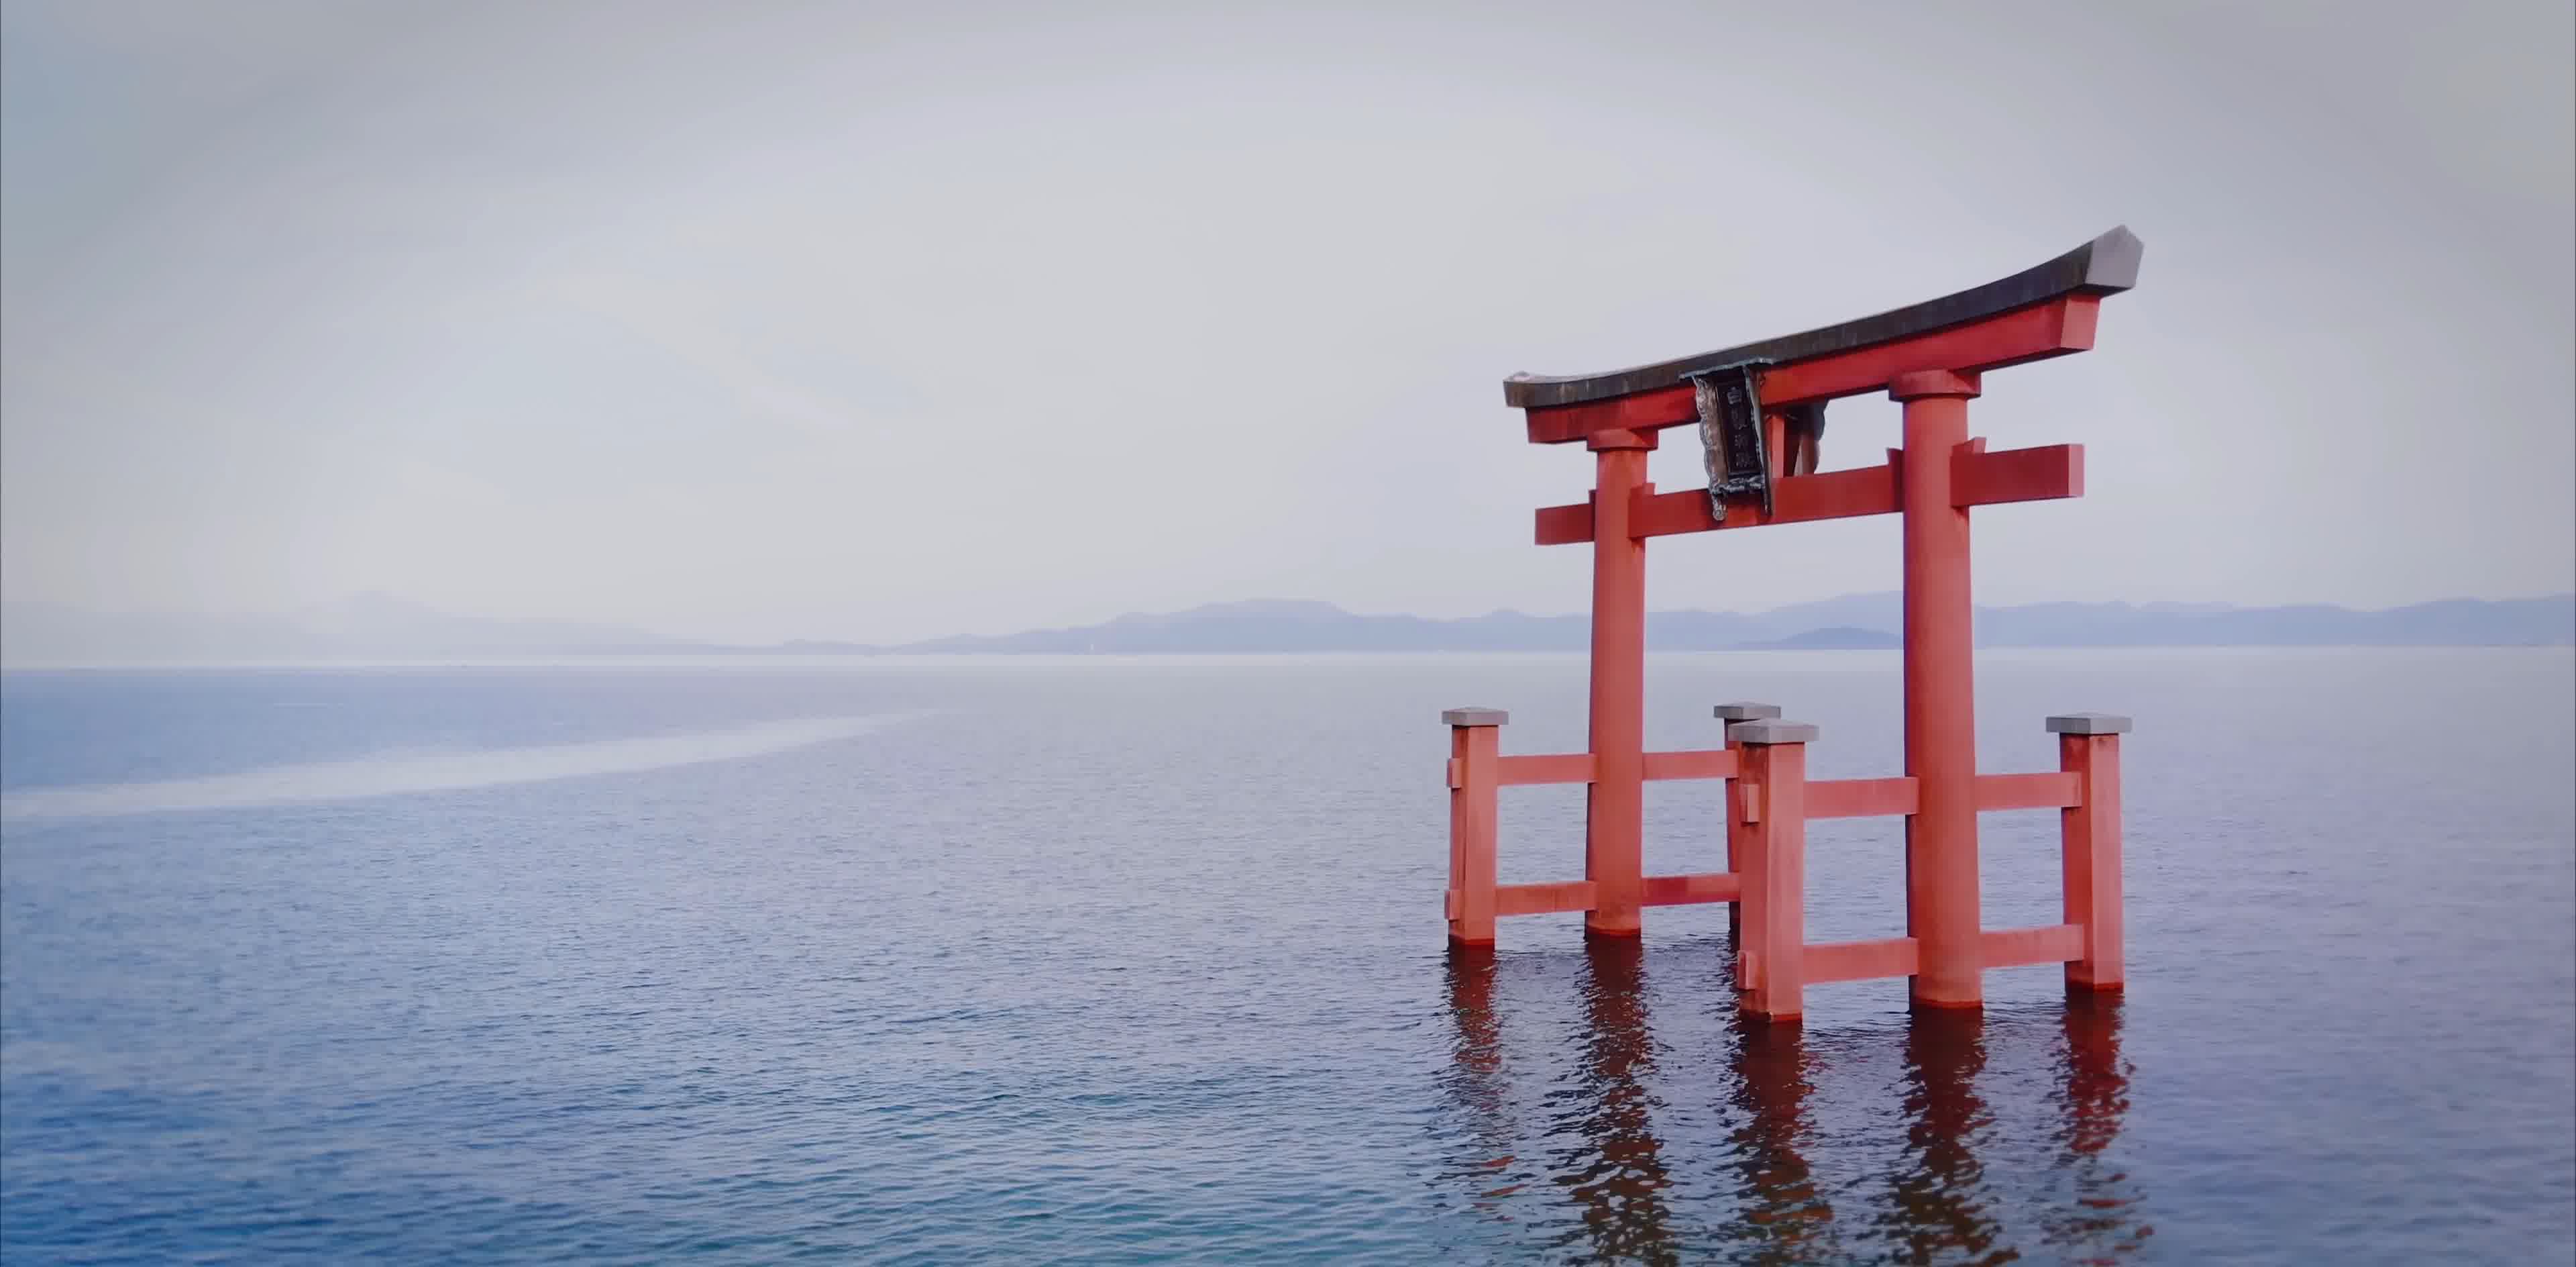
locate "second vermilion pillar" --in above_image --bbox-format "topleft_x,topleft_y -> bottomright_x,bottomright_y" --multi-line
1585,427 -> 1654,937
1892,370 -> 1984,1009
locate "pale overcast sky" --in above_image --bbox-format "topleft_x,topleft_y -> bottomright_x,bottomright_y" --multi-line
3,0 -> 2569,644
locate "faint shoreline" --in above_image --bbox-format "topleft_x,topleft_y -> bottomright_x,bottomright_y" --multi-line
5,644 -> 2570,674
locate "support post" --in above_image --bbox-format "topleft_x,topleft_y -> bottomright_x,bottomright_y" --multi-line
1891,370 -> 1984,1010
1734,718 -> 1817,1023
1445,707 -> 1507,946
2050,713 -> 2129,991
1715,702 -> 1781,960
1585,428 -> 1655,937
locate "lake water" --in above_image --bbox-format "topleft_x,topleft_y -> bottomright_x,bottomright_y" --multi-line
3,649 -> 2571,1264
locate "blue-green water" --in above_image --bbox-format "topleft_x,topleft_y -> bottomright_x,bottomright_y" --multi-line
3,649 -> 2571,1263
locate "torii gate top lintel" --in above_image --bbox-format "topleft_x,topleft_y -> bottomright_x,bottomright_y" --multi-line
1503,225 -> 2143,445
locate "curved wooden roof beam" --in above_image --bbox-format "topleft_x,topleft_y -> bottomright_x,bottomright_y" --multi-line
1507,227 -> 2143,445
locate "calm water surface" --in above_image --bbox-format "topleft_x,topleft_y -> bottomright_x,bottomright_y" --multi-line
3,650 -> 2571,1264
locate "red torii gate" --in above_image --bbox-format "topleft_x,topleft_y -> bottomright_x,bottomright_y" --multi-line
1442,227 -> 2141,1020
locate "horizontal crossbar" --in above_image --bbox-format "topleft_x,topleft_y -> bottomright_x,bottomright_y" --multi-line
1445,872 -> 1741,921
1978,772 -> 2084,811
1805,936 -> 1921,984
1441,754 -> 1585,787
1497,880 -> 1596,917
1535,444 -> 2083,546
1980,923 -> 2086,967
1737,772 -> 2085,821
1442,880 -> 1597,919
1642,749 -> 1736,781
1643,870 -> 1740,906
1781,925 -> 2084,986
1537,466 -> 1888,545
1455,766 -> 2082,812
1497,754 -> 1593,786
1632,464 -> 1899,540
1955,442 -> 2087,509
1447,748 -> 1739,787
1805,776 -> 1919,819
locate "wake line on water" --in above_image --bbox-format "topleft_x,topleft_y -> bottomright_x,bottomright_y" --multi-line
0,711 -> 934,821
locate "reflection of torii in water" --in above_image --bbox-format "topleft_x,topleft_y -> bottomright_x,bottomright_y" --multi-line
1436,947 -> 1520,1223
1717,1021 -> 1843,1263
1554,937 -> 1678,1266
1878,1009 -> 2010,1258
2044,995 -> 2151,1262
1437,942 -> 1681,1264
1441,950 -> 2149,1262
1872,1005 -> 2151,1264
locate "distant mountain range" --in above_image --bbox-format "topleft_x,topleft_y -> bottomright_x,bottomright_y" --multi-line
3,591 -> 2569,666
860,594 -> 2575,654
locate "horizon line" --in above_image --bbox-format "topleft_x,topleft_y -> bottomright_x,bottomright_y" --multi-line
8,587 -> 2575,643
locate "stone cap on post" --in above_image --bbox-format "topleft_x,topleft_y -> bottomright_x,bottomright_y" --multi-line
1713,702 -> 1783,723
2046,713 -> 2133,736
1442,707 -> 1509,727
1729,718 -> 1819,746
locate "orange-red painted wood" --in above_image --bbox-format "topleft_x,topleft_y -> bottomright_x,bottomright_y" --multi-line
1472,761 -> 2080,816
1977,771 -> 2084,811
1535,446 -> 2085,546
1446,872 -> 1739,922
1738,737 -> 1811,1021
1896,371 -> 1986,1010
1538,465 -> 1894,545
1769,297 -> 2098,409
1519,768 -> 2075,814
1735,742 -> 1765,989
1631,466 -> 1898,540
1521,385 -> 1705,445
1642,749 -> 1737,782
1495,754 -> 1597,787
1446,723 -> 1500,946
1642,871 -> 1741,907
1804,936 -> 1923,984
1450,750 -> 1735,787
1585,433 -> 1652,937
1536,769 -> 2079,814
1805,776 -> 1921,819
1954,443 -> 2084,507
1980,923 -> 2086,968
1522,297 -> 2099,444
1532,501 -> 1594,547
1448,882 -> 1601,919
1719,716 -> 1760,962
2063,733 -> 2126,990
1498,880 -> 1599,918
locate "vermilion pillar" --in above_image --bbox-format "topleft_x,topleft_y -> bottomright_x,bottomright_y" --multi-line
1892,370 -> 1984,1009
1585,428 -> 1654,937
1715,701 -> 1781,958
1445,707 -> 1506,947
1734,717 -> 1817,1022
2050,712 -> 2131,991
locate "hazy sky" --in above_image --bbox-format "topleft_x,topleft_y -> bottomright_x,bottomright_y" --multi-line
3,0 -> 2569,644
